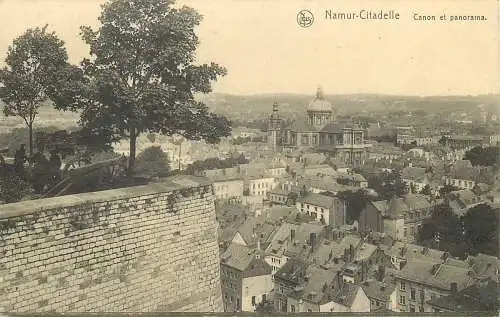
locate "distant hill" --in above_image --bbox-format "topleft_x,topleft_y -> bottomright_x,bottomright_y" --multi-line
198,93 -> 500,121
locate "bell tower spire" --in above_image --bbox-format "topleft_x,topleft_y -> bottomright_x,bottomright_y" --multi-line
316,85 -> 325,100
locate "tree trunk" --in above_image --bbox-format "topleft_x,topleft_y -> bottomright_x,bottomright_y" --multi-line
128,124 -> 137,178
28,122 -> 33,158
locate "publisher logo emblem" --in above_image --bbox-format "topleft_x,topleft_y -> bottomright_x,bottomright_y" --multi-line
297,10 -> 314,28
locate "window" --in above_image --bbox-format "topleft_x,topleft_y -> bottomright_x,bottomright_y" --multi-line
290,305 -> 295,312
236,298 -> 240,308
230,296 -> 234,303
376,300 -> 380,306
410,289 -> 416,300
419,306 -> 424,312
410,305 -> 415,312
252,296 -> 256,306
371,300 -> 375,306
399,295 -> 406,305
280,287 -> 284,294
400,281 -> 406,291
307,309 -> 312,312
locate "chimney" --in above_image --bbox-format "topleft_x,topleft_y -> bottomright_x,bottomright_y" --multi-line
349,244 -> 355,262
291,229 -> 296,241
450,282 -> 458,294
310,233 -> 317,252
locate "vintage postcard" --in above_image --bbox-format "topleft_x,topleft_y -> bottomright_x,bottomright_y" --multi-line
0,0 -> 498,315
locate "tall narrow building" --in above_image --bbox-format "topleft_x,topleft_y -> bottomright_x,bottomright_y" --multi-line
267,100 -> 282,151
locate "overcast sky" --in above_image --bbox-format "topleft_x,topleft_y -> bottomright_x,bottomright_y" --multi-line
0,0 -> 498,96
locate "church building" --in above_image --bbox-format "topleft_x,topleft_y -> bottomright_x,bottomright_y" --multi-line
267,86 -> 371,166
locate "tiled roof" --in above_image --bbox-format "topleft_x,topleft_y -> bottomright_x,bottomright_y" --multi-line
393,259 -> 474,291
289,266 -> 339,304
427,278 -> 498,312
235,217 -> 277,246
401,167 -> 428,182
370,194 -> 432,218
274,257 -> 308,285
385,242 -> 445,261
326,282 -> 361,308
362,277 -> 397,301
221,243 -> 258,271
312,235 -> 362,265
298,193 -> 335,209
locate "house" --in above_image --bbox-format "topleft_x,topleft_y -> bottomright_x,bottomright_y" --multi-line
336,171 -> 368,188
426,278 -> 499,312
400,167 -> 432,193
296,193 -> 346,226
264,222 -> 325,275
286,265 -> 342,312
303,164 -> 338,177
273,258 -> 308,312
244,172 -> 277,198
445,189 -> 485,216
319,282 -> 371,312
391,257 -> 475,312
231,216 -> 277,250
299,176 -> 357,195
443,160 -> 482,190
267,187 -> 293,205
220,243 -> 273,312
358,194 -> 434,242
209,175 -> 245,202
362,276 -> 398,312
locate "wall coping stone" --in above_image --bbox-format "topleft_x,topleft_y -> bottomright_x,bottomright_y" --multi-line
0,175 -> 213,220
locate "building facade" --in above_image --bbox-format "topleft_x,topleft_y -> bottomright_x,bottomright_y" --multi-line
266,87 -> 371,166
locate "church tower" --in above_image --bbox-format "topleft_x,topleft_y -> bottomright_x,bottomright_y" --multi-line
306,86 -> 335,129
267,100 -> 282,151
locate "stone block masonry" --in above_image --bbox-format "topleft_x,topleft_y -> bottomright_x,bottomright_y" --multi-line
0,175 -> 224,312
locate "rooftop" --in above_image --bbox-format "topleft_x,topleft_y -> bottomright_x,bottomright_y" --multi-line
298,193 -> 336,209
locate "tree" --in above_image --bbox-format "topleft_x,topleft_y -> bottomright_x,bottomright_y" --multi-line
462,204 -> 498,257
417,204 -> 464,256
135,146 -> 171,178
369,170 -> 408,200
0,175 -> 33,203
464,146 -> 499,167
57,0 -> 231,176
0,25 -> 71,156
336,190 -> 369,224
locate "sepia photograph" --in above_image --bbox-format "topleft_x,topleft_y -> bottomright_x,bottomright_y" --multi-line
0,0 -> 498,315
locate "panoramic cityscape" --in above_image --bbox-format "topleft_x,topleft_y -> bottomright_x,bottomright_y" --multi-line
0,0 -> 498,314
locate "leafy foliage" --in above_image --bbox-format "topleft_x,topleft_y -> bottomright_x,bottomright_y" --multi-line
0,25 -> 71,156
464,146 -> 499,167
462,204 -> 498,257
135,146 -> 171,178
335,190 -> 371,224
54,0 -> 231,173
368,170 -> 408,200
417,203 -> 499,258
0,175 -> 33,203
185,155 -> 248,174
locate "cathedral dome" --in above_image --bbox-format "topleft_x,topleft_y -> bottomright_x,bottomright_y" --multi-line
307,86 -> 333,113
